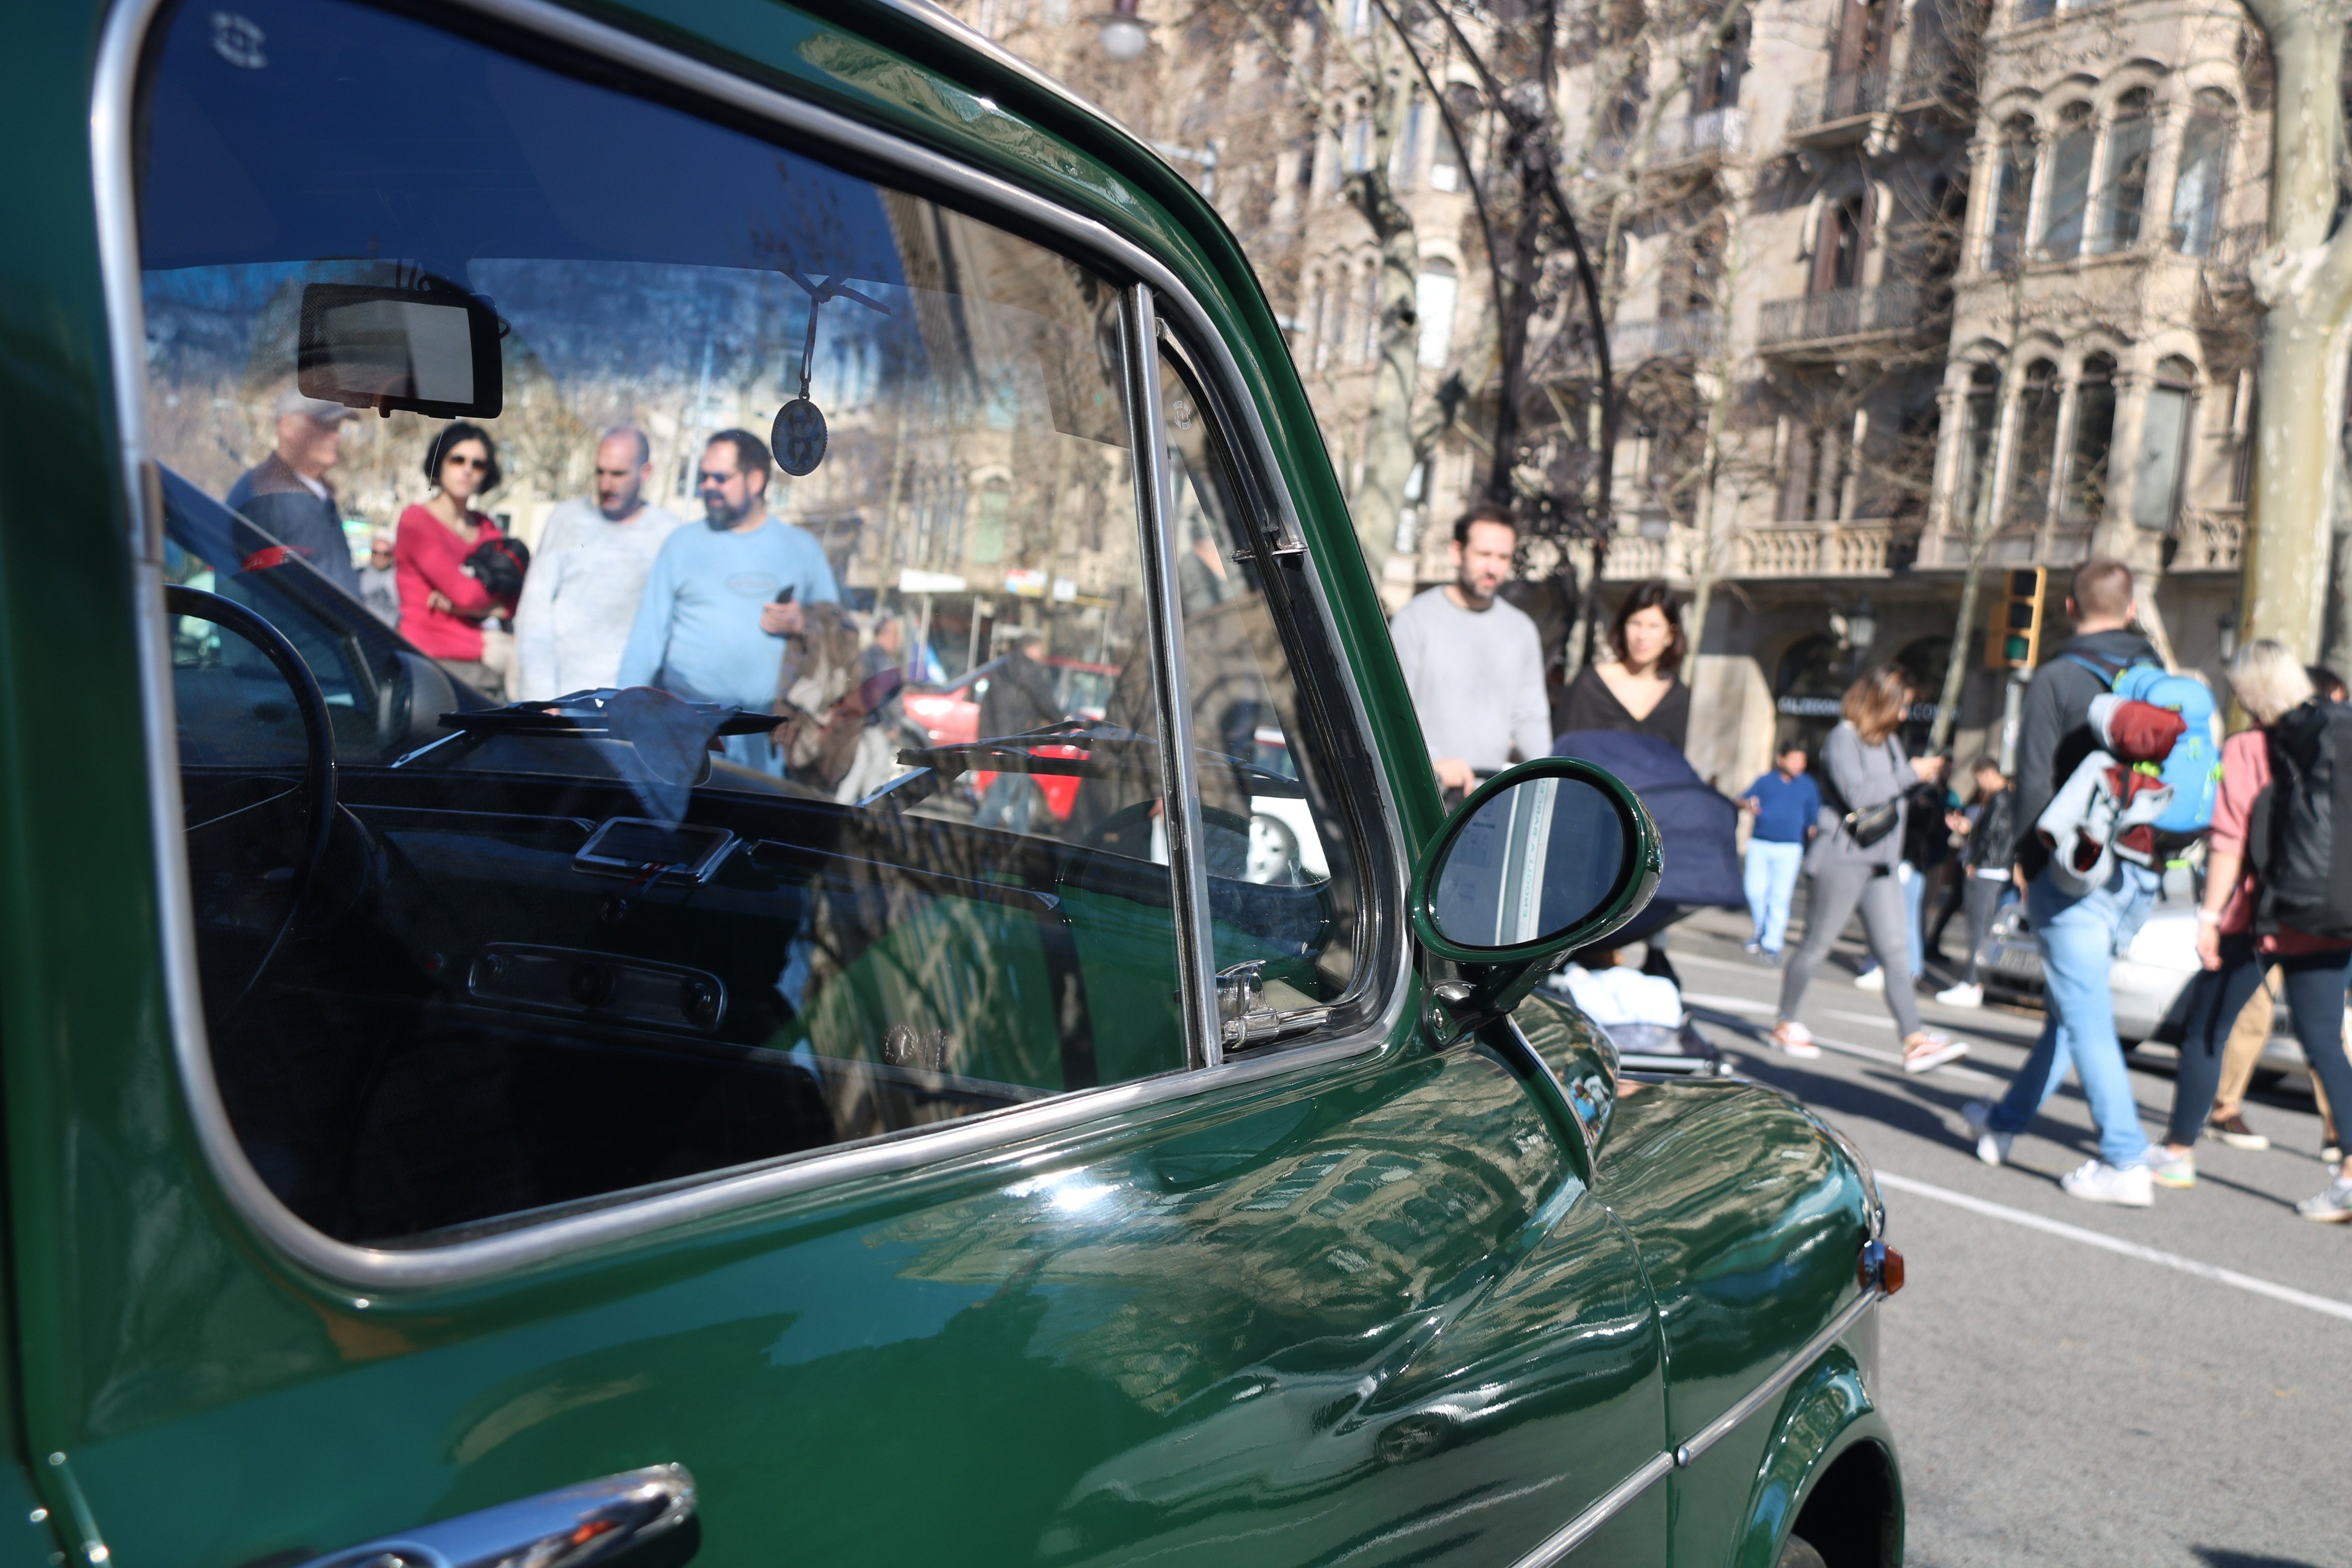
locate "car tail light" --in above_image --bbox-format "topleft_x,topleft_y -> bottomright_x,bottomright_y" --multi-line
1859,1240 -> 1903,1296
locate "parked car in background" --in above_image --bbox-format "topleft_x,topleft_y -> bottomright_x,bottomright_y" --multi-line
1978,902 -> 2313,1085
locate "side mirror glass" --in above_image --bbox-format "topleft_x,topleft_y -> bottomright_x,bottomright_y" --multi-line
300,279 -> 503,418
1412,758 -> 1659,967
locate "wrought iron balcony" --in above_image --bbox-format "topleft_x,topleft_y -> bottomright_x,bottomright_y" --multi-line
1756,282 -> 1925,356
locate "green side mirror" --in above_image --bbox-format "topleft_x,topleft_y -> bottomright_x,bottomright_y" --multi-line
1409,758 -> 1661,1038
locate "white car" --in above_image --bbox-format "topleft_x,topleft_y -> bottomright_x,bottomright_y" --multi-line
1976,902 -> 2315,1088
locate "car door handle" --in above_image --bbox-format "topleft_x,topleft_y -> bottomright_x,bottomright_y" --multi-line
294,1463 -> 698,1568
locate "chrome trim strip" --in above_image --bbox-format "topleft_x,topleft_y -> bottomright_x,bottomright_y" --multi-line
1506,1289 -> 1882,1568
1124,286 -> 1221,1070
1672,1287 -> 1883,1472
90,0 -> 1412,1290
1510,1451 -> 1674,1568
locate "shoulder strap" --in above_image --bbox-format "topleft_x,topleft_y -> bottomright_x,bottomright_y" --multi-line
2059,651 -> 2126,685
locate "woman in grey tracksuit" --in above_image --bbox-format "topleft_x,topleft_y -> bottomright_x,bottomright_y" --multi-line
1769,664 -> 1966,1071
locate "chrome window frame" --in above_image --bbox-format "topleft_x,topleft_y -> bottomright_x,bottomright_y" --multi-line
91,0 -> 1409,1291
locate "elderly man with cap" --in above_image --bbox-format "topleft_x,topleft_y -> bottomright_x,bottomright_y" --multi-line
224,389 -> 363,598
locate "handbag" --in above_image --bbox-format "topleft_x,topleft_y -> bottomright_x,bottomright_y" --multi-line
1820,733 -> 1902,848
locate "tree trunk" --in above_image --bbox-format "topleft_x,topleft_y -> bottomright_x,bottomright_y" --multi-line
2236,0 -> 2352,657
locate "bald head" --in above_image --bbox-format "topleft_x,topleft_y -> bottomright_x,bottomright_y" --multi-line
594,427 -> 652,521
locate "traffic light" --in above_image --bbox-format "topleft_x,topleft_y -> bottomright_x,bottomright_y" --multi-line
1985,568 -> 2048,669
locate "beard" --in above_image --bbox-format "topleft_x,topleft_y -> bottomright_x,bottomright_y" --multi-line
703,493 -> 746,529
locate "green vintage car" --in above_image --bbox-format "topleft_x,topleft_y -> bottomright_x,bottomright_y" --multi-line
0,0 -> 1901,1561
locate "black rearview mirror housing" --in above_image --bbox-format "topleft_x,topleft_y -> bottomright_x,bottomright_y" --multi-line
299,279 -> 503,418
1409,757 -> 1662,1042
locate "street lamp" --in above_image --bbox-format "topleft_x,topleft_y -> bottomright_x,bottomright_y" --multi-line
1095,0 -> 1150,61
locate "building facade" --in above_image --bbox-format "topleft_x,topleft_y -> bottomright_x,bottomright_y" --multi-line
939,0 -> 2274,789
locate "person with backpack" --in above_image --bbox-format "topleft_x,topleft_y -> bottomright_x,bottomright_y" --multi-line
1962,560 -> 2179,1205
2140,644 -> 2352,1215
1766,663 -> 1966,1071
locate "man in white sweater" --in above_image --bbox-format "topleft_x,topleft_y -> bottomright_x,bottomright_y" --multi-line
513,426 -> 685,699
1388,503 -> 1553,796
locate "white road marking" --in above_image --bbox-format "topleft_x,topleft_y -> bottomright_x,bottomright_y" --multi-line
1680,992 -> 1774,1014
1877,1170 -> 2352,1324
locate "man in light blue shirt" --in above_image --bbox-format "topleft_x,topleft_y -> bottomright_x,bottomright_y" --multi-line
617,429 -> 839,773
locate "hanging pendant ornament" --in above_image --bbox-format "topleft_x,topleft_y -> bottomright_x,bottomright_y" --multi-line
772,273 -> 890,478
773,396 -> 827,477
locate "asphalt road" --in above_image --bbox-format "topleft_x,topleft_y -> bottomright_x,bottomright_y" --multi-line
1654,906 -> 2349,1568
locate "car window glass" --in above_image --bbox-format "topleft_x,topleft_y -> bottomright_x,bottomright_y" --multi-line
1159,349 -> 1364,1014
137,0 -> 1191,1246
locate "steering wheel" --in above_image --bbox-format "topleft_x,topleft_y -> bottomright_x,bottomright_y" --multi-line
167,584 -> 339,1010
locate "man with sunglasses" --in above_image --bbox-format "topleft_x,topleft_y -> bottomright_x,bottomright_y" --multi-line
512,425 -> 684,699
617,429 -> 839,773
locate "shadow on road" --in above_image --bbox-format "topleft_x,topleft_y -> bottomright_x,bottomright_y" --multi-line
2193,1550 -> 2332,1568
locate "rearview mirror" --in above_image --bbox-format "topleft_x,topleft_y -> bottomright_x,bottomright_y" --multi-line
1410,758 -> 1660,1033
300,279 -> 503,418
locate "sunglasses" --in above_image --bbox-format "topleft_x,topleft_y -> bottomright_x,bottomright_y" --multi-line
696,470 -> 739,487
443,453 -> 489,472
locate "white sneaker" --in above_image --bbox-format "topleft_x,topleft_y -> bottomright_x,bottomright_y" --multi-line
1768,1021 -> 1821,1060
2060,1158 -> 2153,1207
1935,981 -> 1983,1008
1853,967 -> 1885,993
1962,1100 -> 2011,1166
2295,1177 -> 2352,1222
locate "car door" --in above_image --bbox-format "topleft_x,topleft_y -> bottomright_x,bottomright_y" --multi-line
20,1 -> 1665,1564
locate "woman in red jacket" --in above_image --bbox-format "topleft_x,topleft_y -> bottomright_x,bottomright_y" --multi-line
396,423 -> 516,694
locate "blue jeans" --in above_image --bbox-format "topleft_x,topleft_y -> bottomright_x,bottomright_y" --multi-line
1988,863 -> 2160,1168
1744,840 -> 1804,952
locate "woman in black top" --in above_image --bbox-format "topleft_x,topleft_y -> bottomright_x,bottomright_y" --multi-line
1562,581 -> 1691,748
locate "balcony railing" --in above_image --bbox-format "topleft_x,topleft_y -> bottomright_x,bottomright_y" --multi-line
1609,313 -> 1721,363
2170,508 -> 2244,572
1733,521 -> 1918,577
1757,282 -> 1924,352
1592,106 -> 1745,172
1792,52 -> 1963,137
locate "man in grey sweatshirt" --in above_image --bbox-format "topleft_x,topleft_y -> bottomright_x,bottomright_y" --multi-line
1389,503 -> 1552,796
513,426 -> 684,699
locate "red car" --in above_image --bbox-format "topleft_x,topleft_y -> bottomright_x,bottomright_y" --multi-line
899,654 -> 1119,820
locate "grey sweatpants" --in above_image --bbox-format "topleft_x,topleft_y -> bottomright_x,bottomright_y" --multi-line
1778,861 -> 1923,1038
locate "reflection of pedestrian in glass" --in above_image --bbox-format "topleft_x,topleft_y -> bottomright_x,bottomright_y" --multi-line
974,628 -> 1061,834
1767,665 -> 1959,1072
226,389 -> 363,597
512,425 -> 684,699
616,430 -> 838,773
1738,743 -> 1817,961
396,423 -> 515,695
357,532 -> 400,628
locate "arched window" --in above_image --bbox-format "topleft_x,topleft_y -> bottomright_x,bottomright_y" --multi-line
1954,363 -> 2001,531
2170,89 -> 2235,255
2134,355 -> 2197,530
2040,103 -> 2095,260
2008,358 -> 2062,525
1431,83 -> 1481,192
2064,352 -> 2117,521
1985,117 -> 2035,271
1396,90 -> 1424,187
2092,89 -> 2153,253
1415,259 -> 1458,368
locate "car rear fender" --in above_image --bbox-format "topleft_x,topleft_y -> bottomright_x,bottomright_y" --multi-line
1730,1347 -> 1903,1568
